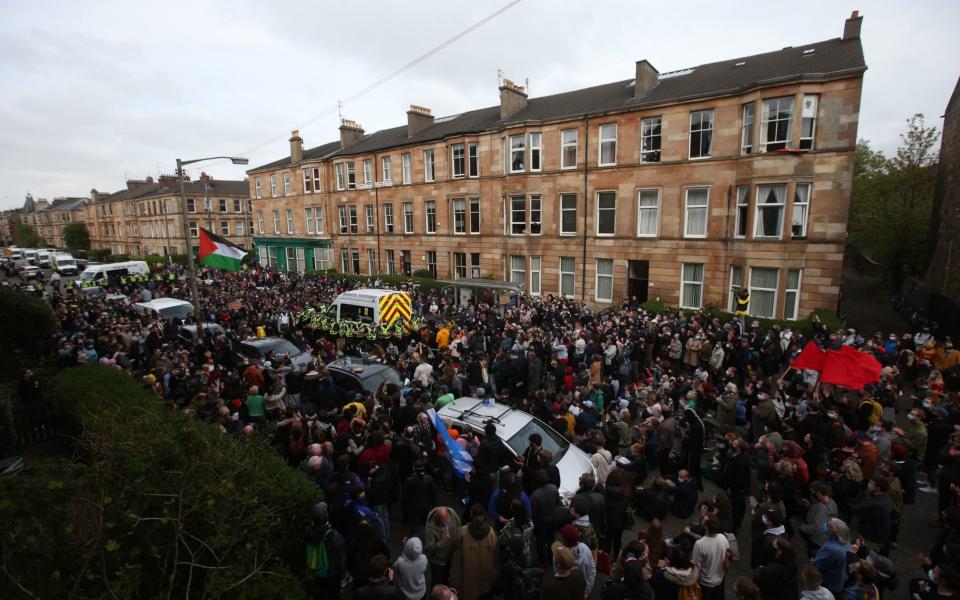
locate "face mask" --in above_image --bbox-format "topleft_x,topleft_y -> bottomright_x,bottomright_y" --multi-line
908,414 -> 917,421
929,568 -> 938,583
822,523 -> 830,534
923,402 -> 933,409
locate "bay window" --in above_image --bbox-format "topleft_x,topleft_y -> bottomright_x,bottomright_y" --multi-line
509,134 -> 525,172
561,128 -> 578,168
800,95 -> 818,150
741,103 -> 755,154
734,185 -> 749,238
510,196 -> 526,235
761,97 -> 794,152
452,143 -> 465,178
529,133 -> 541,171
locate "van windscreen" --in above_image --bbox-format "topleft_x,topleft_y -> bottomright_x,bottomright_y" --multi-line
339,303 -> 374,323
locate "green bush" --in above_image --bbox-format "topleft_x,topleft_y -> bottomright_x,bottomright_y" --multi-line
412,268 -> 434,278
85,248 -> 111,262
306,270 -> 446,292
635,298 -> 840,338
0,286 -> 55,362
0,366 -> 318,599
639,299 -> 667,312
0,384 -> 15,457
143,253 -> 188,267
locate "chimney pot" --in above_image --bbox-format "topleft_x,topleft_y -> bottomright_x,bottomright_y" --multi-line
290,129 -> 304,163
843,10 -> 862,40
407,104 -> 435,137
499,78 -> 528,120
634,60 -> 659,97
339,119 -> 365,148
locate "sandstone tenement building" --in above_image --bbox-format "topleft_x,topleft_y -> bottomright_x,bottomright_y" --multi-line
247,13 -> 866,319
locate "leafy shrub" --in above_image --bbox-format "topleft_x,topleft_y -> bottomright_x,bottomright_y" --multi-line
0,366 -> 318,599
0,286 -> 55,361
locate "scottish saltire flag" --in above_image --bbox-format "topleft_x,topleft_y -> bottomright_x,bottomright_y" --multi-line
426,408 -> 473,479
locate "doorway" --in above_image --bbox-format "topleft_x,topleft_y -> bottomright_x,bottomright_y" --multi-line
628,260 -> 649,303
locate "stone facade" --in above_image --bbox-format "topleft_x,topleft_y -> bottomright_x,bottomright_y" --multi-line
248,18 -> 865,320
925,77 -> 960,298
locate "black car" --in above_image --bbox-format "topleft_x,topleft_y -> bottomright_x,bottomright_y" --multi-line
325,357 -> 401,396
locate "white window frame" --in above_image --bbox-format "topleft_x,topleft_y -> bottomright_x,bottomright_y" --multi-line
792,183 -> 811,238
689,110 -> 714,159
235,221 -> 244,236
258,245 -> 268,266
254,177 -> 262,199
403,202 -> 414,234
683,187 -> 709,238
218,198 -> 227,213
303,167 -> 320,193
741,103 -> 755,155
305,208 -> 315,234
381,156 -> 392,183
283,172 -> 292,195
640,116 -> 662,163
754,183 -> 786,240
529,256 -> 541,296
468,143 -> 479,177
800,95 -> 818,150
729,265 -> 745,312
348,205 -> 358,234
469,198 -> 480,234
529,132 -> 542,172
423,150 -> 435,182
270,174 -> 277,197
784,268 -> 803,320
509,255 -> 526,287
335,163 -> 345,190
636,188 -> 660,237
367,249 -> 377,275
362,159 -> 372,185
385,250 -> 396,275
453,199 -> 466,234
338,206 -> 348,235
560,257 -> 576,298
340,248 -> 350,273
285,208 -> 294,234
426,250 -> 437,277
384,204 -> 394,233
680,263 -> 704,309
596,191 -> 616,236
257,210 -> 264,234
510,196 -> 526,235
761,96 -> 794,152
453,252 -> 467,279
560,193 -> 577,236
530,195 -> 542,235
272,209 -> 281,234
401,153 -> 412,184
509,134 -> 525,173
346,161 -> 356,190
748,267 -> 779,319
313,248 -> 331,271
424,201 -> 436,234
365,204 -> 375,233
470,253 -> 481,278
451,143 -> 465,178
561,128 -> 578,169
189,220 -> 198,238
595,258 -> 614,303
598,123 -> 617,166
734,185 -> 749,239
234,198 -> 242,212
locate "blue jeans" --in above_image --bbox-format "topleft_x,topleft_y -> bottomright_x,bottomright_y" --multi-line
373,504 -> 390,544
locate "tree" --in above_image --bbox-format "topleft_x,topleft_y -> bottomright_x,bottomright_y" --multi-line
847,114 -> 941,286
0,287 -> 55,360
62,222 -> 90,251
13,223 -> 40,248
0,366 -> 319,599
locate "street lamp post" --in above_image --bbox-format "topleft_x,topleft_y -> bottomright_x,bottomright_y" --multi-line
176,156 -> 248,340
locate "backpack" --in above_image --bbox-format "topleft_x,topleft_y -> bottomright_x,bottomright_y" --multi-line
305,528 -> 336,578
574,522 -> 598,551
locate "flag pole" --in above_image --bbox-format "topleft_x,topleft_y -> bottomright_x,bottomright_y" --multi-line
177,158 -> 204,342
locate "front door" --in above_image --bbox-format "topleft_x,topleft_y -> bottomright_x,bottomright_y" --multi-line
627,260 -> 649,303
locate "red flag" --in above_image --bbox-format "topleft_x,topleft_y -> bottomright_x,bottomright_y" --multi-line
821,347 -> 882,390
790,341 -> 827,372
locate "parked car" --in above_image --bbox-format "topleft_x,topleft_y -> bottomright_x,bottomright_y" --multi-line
437,397 -> 595,503
179,323 -> 227,344
325,357 -> 402,397
237,337 -> 314,372
21,266 -> 40,279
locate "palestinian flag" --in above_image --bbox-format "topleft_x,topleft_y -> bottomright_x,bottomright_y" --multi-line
198,227 -> 247,271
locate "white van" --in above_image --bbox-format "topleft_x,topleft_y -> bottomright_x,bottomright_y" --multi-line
78,260 -> 149,283
133,298 -> 195,320
23,249 -> 38,265
330,288 -> 412,325
54,255 -> 78,276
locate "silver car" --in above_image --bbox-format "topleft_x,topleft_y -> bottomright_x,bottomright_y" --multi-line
238,337 -> 314,372
438,397 -> 595,503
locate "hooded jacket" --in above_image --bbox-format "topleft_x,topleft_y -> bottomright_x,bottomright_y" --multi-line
393,537 -> 428,600
423,507 -> 461,566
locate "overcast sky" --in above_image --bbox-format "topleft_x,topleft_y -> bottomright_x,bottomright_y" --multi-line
1,0 -> 958,210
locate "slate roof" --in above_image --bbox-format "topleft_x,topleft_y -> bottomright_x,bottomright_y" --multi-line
98,179 -> 249,203
44,198 -> 87,212
251,35 -> 865,170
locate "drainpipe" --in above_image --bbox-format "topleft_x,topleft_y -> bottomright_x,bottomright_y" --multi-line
374,152 -> 382,274
581,114 -> 590,303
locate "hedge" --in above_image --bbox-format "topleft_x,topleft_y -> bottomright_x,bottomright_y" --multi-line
0,366 -> 318,599
634,299 -> 842,338
305,269 -> 447,292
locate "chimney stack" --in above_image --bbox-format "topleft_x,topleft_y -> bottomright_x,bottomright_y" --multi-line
290,129 -> 304,163
339,119 -> 365,148
499,79 -> 528,120
843,10 -> 862,40
634,60 -> 659,97
407,105 -> 434,138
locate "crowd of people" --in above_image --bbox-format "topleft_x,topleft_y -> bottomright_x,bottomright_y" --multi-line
18,261 -> 960,600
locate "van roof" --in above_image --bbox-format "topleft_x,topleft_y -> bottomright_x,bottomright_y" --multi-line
437,396 -> 530,440
335,288 -> 405,303
135,298 -> 193,310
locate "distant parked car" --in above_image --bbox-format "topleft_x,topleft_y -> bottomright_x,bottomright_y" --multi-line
237,337 -> 314,372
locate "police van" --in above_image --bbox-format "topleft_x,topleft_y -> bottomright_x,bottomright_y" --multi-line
331,288 -> 412,326
78,260 -> 149,284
